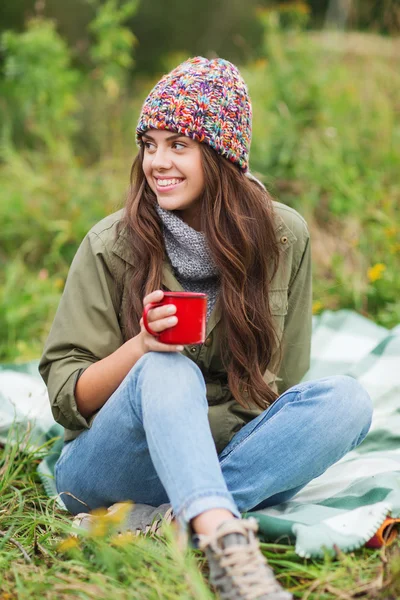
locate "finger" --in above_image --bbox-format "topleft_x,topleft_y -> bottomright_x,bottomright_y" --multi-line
146,315 -> 178,333
143,289 -> 164,307
148,341 -> 184,353
145,304 -> 176,323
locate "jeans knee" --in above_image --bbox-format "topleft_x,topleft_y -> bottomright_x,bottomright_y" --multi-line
130,351 -> 207,411
139,351 -> 204,384
322,375 -> 373,442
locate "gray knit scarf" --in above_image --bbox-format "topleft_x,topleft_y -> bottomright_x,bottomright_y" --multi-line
155,205 -> 219,320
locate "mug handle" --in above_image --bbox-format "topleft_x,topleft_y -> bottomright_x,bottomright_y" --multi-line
142,302 -> 161,336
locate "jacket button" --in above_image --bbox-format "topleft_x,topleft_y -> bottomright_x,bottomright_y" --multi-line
190,346 -> 197,353
280,236 -> 288,244
204,336 -> 212,347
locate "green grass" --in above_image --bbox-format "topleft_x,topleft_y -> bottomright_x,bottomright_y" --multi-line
1,439 -> 400,599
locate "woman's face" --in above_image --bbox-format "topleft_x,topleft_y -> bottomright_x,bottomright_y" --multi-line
141,129 -> 205,229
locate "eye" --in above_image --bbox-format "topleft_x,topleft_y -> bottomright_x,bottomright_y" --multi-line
172,141 -> 186,150
143,140 -> 156,152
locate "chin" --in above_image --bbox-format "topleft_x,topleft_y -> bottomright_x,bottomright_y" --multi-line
157,198 -> 183,212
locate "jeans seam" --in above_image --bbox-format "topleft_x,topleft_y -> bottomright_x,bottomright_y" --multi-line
54,439 -> 75,476
352,413 -> 373,449
138,354 -> 213,511
140,372 -> 181,505
126,356 -> 156,428
219,387 -> 304,467
220,377 -> 340,464
141,382 -> 230,515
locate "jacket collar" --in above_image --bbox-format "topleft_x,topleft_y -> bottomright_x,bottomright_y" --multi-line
112,230 -> 185,291
112,212 -> 296,335
112,212 -> 296,267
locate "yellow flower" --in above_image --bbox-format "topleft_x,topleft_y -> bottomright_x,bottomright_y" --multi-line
278,1 -> 310,14
85,502 -> 134,538
54,277 -> 65,290
57,536 -> 80,552
312,300 -> 323,314
296,2 -> 311,15
254,58 -> 268,69
90,507 -> 108,518
105,501 -> 133,526
110,531 -> 135,547
385,226 -> 397,238
367,263 -> 386,283
90,519 -> 107,538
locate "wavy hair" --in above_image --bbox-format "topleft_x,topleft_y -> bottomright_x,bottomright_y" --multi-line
118,144 -> 282,410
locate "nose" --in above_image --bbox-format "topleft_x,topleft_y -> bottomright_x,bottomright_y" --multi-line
151,146 -> 173,171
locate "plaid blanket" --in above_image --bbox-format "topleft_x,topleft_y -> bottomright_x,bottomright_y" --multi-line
1,310 -> 399,557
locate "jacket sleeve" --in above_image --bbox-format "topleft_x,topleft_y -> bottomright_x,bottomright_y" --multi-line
39,231 -> 124,431
277,234 -> 312,395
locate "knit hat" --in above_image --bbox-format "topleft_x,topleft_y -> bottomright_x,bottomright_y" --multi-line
136,56 -> 252,171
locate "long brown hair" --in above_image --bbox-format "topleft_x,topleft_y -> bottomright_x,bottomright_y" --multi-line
118,143 -> 282,410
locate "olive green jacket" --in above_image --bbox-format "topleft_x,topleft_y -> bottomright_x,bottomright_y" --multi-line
39,201 -> 312,454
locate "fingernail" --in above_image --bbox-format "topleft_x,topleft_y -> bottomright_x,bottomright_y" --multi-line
167,317 -> 177,325
176,346 -> 184,351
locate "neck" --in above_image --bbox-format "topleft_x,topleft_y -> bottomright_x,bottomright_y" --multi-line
176,207 -> 202,232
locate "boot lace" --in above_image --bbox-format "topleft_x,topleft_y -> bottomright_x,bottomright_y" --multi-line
208,519 -> 283,600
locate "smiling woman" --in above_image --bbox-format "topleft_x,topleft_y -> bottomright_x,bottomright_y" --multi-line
141,130 -> 205,229
39,56 -> 372,600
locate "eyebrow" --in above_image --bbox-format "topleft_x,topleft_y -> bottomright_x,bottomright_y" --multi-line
141,132 -> 187,142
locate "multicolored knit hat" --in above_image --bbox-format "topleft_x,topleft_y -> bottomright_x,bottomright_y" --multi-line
136,56 -> 252,171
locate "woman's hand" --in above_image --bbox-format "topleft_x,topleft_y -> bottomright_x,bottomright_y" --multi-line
138,290 -> 184,354
76,290 -> 182,417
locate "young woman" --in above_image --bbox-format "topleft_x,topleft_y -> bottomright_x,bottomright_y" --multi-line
40,57 -> 372,600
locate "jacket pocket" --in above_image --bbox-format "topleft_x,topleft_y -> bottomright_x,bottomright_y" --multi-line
269,288 -> 289,315
269,287 -> 289,345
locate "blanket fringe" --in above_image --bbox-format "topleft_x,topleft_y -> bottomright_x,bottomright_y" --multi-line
295,502 -> 392,558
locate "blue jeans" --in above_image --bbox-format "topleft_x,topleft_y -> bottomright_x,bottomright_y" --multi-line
55,353 -> 373,527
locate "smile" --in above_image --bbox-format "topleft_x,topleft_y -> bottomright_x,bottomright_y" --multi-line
154,177 -> 185,192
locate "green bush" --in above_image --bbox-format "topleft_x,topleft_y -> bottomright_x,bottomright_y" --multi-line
246,11 -> 400,325
0,18 -> 80,148
0,10 -> 399,361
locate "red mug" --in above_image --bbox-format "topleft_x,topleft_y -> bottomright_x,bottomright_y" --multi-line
142,292 -> 207,345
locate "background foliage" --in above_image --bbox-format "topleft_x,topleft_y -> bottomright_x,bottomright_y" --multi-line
1,0 -> 400,73
0,0 -> 399,365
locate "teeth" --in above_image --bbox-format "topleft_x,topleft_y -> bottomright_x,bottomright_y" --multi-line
157,178 -> 183,187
